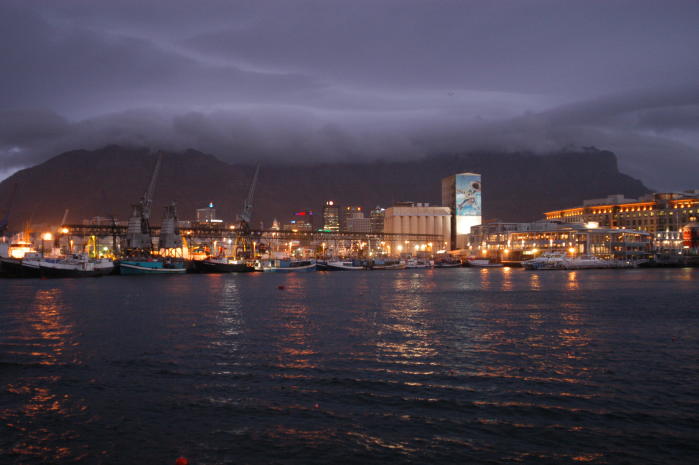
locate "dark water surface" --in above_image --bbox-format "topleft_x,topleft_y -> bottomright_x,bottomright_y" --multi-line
1,268 -> 698,464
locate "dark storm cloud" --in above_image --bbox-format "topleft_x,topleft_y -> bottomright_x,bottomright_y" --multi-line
1,0 -> 699,190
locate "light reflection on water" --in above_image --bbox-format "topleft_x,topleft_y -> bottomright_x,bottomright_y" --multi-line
0,269 -> 697,465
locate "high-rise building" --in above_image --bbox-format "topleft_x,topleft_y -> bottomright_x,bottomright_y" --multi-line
442,173 -> 482,249
283,210 -> 314,232
196,202 -> 222,224
322,201 -> 340,232
343,205 -> 364,231
370,206 -> 385,233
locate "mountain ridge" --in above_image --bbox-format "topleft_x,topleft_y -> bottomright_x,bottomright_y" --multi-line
0,145 -> 650,231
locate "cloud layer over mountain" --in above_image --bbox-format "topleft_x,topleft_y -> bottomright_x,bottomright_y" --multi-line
1,0 -> 698,190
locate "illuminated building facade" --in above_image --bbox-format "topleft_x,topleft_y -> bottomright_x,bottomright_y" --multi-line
322,201 -> 340,232
544,191 -> 699,248
283,210 -> 314,232
196,202 -> 222,224
383,202 -> 451,250
468,221 -> 652,262
442,172 -> 482,249
370,206 -> 385,233
340,205 -> 371,232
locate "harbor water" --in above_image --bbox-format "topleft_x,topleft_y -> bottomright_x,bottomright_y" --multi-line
1,268 -> 698,464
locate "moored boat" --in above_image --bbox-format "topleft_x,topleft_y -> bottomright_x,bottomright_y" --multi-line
367,258 -> 406,270
522,252 -> 636,270
260,259 -> 316,272
317,259 -> 365,271
467,259 -> 503,268
119,259 -> 187,275
403,258 -> 433,269
38,254 -> 114,278
0,254 -> 41,278
192,256 -> 255,273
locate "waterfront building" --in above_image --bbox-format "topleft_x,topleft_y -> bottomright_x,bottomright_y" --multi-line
442,173 -> 482,249
468,221 -> 652,263
383,202 -> 451,252
370,206 -> 385,233
544,191 -> 699,251
545,192 -> 699,232
322,201 -> 340,232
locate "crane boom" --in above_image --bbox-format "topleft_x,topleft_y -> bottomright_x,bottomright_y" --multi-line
239,164 -> 260,225
142,151 -> 163,220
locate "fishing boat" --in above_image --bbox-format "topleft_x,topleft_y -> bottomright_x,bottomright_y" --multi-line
367,258 -> 406,270
317,259 -> 365,271
192,256 -> 254,273
260,259 -> 316,272
433,256 -> 463,268
1,253 -> 41,277
119,258 -> 187,275
38,254 -> 114,278
467,259 -> 503,268
403,258 -> 433,269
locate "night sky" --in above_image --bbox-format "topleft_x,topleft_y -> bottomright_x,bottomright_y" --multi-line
1,0 -> 698,189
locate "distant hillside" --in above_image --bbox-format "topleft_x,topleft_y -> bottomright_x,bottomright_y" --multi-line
0,145 -> 650,231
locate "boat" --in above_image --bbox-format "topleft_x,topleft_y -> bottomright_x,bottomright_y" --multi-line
434,256 -> 463,268
119,258 -> 187,275
522,252 -> 634,270
403,258 -> 433,269
0,240 -> 40,277
367,258 -> 406,270
260,259 -> 316,272
317,259 -> 365,271
38,254 -> 114,278
0,253 -> 41,277
467,259 -> 504,268
192,256 -> 254,273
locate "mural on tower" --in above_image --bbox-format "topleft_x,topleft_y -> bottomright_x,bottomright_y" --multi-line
455,174 -> 482,217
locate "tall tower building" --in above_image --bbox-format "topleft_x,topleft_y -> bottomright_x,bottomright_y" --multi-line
322,201 -> 340,232
343,206 -> 370,233
370,206 -> 385,233
442,173 -> 482,249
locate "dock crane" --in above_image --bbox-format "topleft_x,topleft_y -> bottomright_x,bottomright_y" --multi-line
125,151 -> 163,253
234,164 -> 260,258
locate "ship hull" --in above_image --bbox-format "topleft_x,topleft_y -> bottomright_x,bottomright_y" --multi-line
0,257 -> 40,278
39,265 -> 114,278
264,264 -> 316,272
193,260 -> 254,273
119,261 -> 187,275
